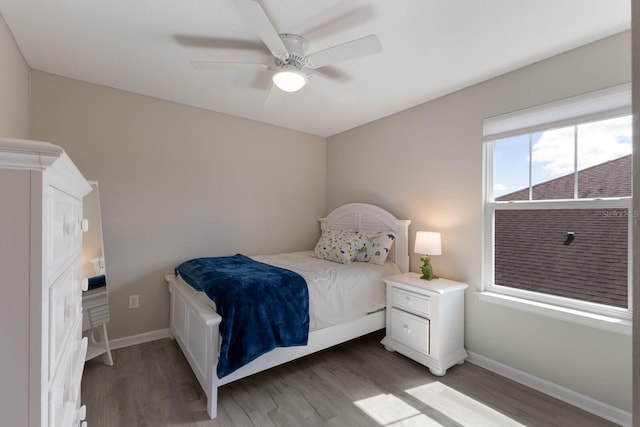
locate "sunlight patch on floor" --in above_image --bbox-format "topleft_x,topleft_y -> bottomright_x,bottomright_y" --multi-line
406,382 -> 527,426
354,381 -> 529,426
353,393 -> 444,426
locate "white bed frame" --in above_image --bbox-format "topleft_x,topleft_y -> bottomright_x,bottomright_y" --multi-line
164,203 -> 411,419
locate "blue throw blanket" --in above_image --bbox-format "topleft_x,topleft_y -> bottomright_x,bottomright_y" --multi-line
175,254 -> 309,378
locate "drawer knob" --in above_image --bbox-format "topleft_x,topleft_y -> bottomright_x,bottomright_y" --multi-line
64,220 -> 74,236
65,303 -> 81,320
64,384 -> 78,403
81,218 -> 89,233
403,324 -> 411,334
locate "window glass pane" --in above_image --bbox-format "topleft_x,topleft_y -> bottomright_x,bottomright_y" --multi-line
493,136 -> 530,201
577,116 -> 632,198
494,208 -> 628,308
531,127 -> 575,200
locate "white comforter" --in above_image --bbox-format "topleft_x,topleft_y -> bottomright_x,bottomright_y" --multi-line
252,251 -> 400,331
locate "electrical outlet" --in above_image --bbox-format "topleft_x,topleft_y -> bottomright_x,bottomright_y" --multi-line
129,294 -> 139,309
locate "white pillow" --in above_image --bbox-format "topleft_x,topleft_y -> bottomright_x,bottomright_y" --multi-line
355,232 -> 396,265
313,230 -> 364,264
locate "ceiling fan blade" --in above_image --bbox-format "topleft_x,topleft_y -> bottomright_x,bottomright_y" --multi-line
235,0 -> 289,61
262,84 -> 285,109
313,66 -> 351,82
190,61 -> 271,71
174,35 -> 265,52
305,35 -> 381,69
302,5 -> 375,41
309,74 -> 355,104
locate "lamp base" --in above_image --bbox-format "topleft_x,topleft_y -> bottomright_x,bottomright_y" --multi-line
419,255 -> 438,281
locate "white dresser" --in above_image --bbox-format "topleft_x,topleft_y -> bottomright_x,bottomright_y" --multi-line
0,138 -> 92,427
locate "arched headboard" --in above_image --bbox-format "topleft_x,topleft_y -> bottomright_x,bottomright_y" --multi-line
318,203 -> 411,273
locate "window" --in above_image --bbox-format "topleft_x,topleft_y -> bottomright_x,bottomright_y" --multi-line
482,84 -> 632,330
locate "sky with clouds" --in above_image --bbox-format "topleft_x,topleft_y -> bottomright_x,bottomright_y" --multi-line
493,115 -> 632,198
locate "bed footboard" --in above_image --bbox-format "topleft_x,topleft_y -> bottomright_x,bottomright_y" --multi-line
165,273 -> 386,420
165,274 -> 222,418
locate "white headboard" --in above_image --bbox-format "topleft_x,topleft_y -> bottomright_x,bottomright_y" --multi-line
318,203 -> 411,273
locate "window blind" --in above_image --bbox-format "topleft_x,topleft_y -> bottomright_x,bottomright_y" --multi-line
483,83 -> 631,141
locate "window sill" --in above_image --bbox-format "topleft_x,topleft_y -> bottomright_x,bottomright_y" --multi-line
477,291 -> 631,336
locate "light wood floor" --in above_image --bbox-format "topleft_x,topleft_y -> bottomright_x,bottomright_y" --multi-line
82,331 -> 619,426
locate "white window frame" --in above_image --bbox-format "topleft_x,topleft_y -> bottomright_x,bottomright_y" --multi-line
480,84 -> 633,335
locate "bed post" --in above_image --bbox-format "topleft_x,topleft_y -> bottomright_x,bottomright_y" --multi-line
394,219 -> 411,273
206,386 -> 218,419
165,274 -> 223,420
205,318 -> 220,419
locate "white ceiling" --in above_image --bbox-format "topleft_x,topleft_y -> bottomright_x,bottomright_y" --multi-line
0,0 -> 630,137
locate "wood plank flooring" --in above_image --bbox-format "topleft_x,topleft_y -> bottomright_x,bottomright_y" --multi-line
81,331 -> 620,426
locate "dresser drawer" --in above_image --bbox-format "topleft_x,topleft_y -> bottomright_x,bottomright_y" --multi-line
49,321 -> 87,427
392,287 -> 431,317
48,187 -> 82,281
390,308 -> 430,354
49,262 -> 83,379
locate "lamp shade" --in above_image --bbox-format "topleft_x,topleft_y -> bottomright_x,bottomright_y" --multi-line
272,67 -> 307,92
414,231 -> 442,256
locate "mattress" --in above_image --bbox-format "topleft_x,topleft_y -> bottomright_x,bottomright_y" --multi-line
252,251 -> 400,331
183,250 -> 399,332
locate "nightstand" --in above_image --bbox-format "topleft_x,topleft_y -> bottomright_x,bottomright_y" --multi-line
381,272 -> 468,376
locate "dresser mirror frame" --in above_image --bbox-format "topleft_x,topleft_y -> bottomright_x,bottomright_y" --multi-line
82,181 -> 114,365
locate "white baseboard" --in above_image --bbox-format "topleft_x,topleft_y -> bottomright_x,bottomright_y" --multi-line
109,328 -> 171,351
466,352 -> 631,427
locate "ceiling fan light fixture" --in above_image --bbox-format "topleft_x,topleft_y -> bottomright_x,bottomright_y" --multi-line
272,67 -> 307,92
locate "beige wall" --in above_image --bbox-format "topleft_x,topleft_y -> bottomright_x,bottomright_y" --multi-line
327,31 -> 632,413
30,71 -> 326,339
0,13 -> 29,138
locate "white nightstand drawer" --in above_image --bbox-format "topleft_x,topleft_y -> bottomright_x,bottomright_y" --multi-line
390,308 -> 430,354
392,287 -> 430,317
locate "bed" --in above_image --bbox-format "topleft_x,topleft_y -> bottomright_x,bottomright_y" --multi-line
164,203 -> 411,419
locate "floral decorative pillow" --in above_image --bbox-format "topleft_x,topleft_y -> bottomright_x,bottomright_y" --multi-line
355,232 -> 396,265
313,230 -> 364,264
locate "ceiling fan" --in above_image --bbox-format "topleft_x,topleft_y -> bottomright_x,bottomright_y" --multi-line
189,0 -> 382,101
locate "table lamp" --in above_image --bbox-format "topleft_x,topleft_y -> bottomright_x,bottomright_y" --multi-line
414,231 -> 441,280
